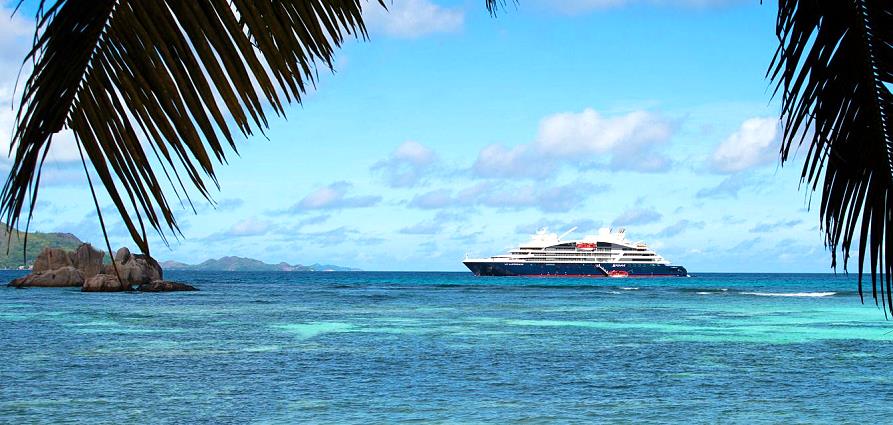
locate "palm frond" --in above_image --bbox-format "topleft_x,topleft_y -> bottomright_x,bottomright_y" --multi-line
3,0 -> 383,255
770,0 -> 893,311
485,0 -> 514,15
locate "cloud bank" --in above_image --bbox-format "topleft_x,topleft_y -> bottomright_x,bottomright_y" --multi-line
612,207 -> 662,226
364,0 -> 464,38
289,181 -> 381,211
409,181 -> 608,212
473,108 -> 674,178
371,141 -> 438,187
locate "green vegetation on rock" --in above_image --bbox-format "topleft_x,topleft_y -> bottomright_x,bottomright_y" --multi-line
0,226 -> 84,269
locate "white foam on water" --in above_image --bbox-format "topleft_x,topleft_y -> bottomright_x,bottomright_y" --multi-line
741,291 -> 836,298
696,292 -> 713,295
620,287 -> 639,291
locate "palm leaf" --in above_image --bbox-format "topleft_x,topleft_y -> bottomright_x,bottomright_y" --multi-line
485,0 -> 507,14
770,0 -> 893,311
3,0 -> 383,256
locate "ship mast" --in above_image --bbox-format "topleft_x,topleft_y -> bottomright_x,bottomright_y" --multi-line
557,226 -> 577,241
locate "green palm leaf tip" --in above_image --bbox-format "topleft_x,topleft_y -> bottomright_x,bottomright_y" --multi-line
770,0 -> 893,311
2,0 -> 384,256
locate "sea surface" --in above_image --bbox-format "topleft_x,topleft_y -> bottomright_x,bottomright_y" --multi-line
2,271 -> 893,424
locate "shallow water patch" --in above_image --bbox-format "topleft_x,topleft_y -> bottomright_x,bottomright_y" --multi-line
505,319 -> 701,334
272,322 -> 354,339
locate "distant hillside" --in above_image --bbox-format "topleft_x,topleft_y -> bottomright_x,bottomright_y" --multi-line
0,226 -> 85,269
160,256 -> 361,272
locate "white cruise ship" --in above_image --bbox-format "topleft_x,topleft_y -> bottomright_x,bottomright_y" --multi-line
463,227 -> 688,277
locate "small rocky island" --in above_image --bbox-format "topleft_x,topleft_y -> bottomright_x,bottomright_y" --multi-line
7,244 -> 196,292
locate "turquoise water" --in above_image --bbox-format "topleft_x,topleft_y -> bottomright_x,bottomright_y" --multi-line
2,271 -> 893,423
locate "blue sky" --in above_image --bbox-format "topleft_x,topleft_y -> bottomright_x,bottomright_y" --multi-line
0,0 -> 837,272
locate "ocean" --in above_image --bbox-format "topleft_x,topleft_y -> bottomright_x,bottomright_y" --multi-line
2,271 -> 892,423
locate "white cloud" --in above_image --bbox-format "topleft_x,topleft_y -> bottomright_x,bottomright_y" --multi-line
695,173 -> 767,199
296,214 -> 331,228
751,219 -> 801,233
226,217 -> 272,237
479,182 -> 588,211
0,10 -> 81,164
656,219 -> 704,237
472,108 -> 674,178
392,140 -> 435,164
709,117 -> 779,173
408,188 -> 454,209
364,0 -> 464,38
409,180 -> 607,212
0,87 -> 18,160
399,220 -> 443,234
371,141 -> 438,187
515,218 -> 602,235
534,109 -> 671,157
215,198 -> 245,211
278,226 -> 384,246
45,130 -> 85,162
612,207 -> 662,226
0,11 -> 31,63
290,181 -> 381,211
471,143 -> 556,179
0,10 -> 32,161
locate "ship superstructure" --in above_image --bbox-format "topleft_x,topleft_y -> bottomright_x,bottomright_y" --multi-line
463,227 -> 688,277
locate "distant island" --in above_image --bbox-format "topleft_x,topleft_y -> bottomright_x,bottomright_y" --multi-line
0,224 -> 359,272
160,256 -> 361,272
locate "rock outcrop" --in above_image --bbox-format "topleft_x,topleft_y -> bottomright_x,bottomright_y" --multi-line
72,244 -> 104,279
81,248 -> 167,292
100,250 -> 163,287
8,244 -> 193,292
9,244 -> 102,288
83,248 -> 164,292
32,247 -> 74,273
8,266 -> 84,288
82,276 -> 197,292
82,273 -> 129,292
114,247 -> 132,263
137,280 -> 198,292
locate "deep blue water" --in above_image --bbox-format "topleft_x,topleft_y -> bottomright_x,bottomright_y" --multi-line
2,271 -> 893,423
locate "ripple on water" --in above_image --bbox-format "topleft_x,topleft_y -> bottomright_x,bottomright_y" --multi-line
2,271 -> 891,423
65,320 -> 120,327
243,345 -> 282,353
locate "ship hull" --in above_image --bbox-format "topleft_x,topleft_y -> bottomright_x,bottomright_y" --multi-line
463,261 -> 688,277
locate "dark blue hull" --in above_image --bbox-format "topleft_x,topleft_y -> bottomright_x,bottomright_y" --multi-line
463,261 -> 688,277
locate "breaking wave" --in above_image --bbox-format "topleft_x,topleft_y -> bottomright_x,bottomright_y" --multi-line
741,291 -> 836,298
